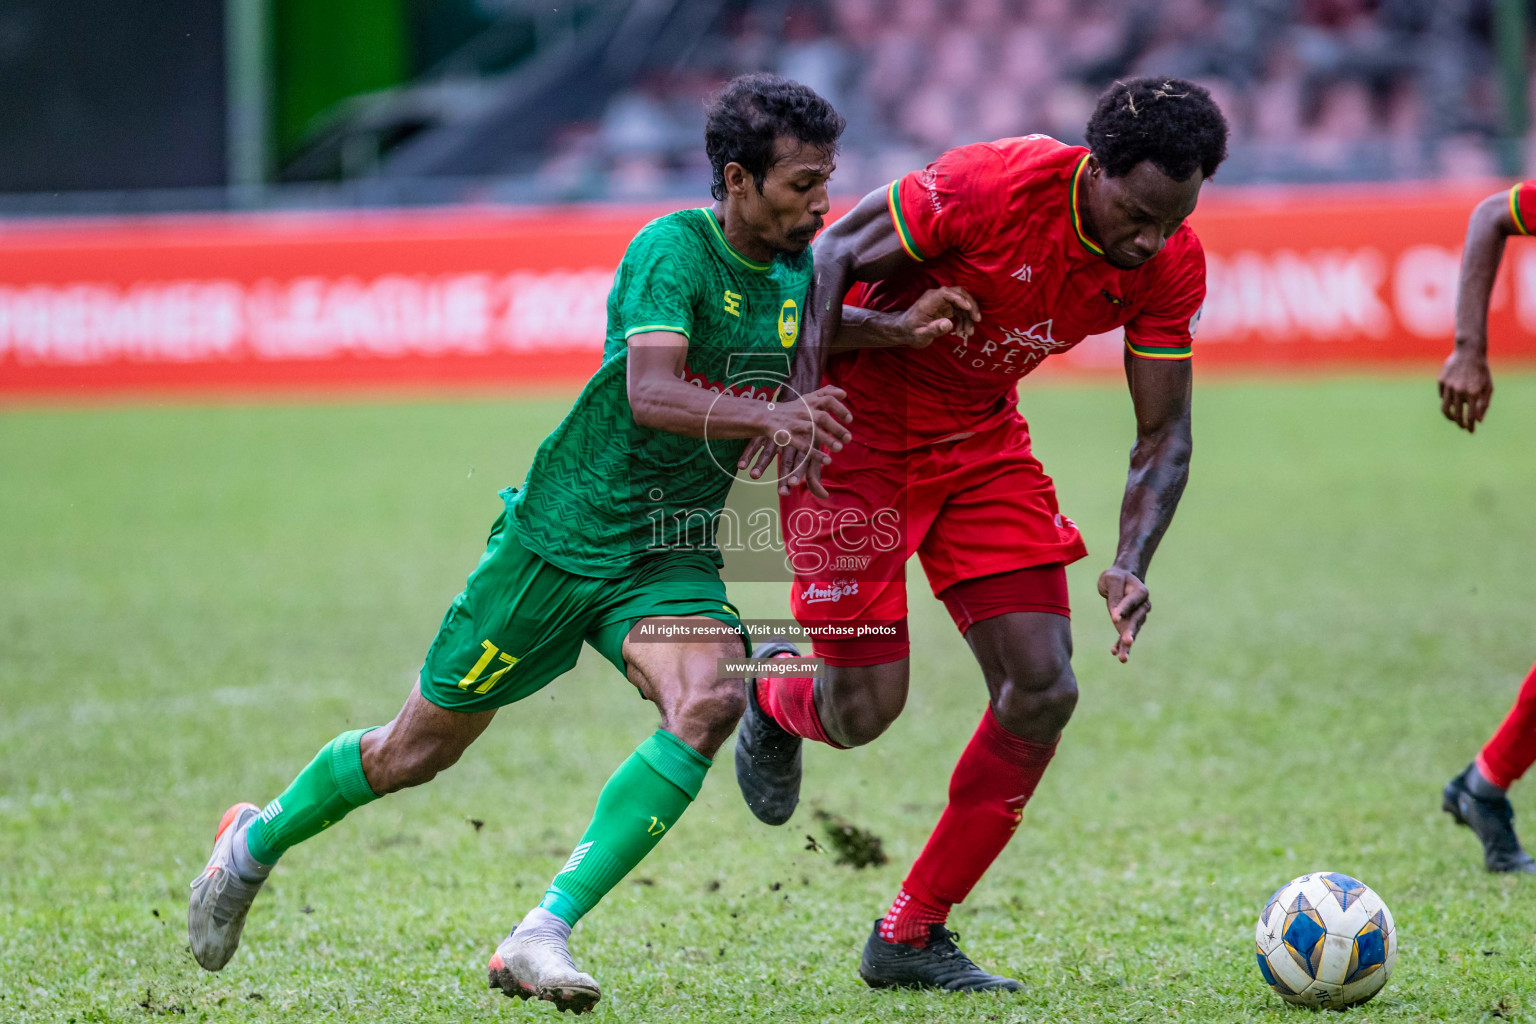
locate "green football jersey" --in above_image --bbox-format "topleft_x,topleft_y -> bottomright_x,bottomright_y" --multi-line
510,207 -> 812,578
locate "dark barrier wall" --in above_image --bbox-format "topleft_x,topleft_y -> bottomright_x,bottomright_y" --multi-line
0,0 -> 225,192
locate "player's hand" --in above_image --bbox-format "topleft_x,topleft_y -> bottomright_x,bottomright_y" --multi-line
1098,567 -> 1149,663
753,385 -> 852,498
900,286 -> 981,349
1438,346 -> 1493,433
739,434 -> 773,479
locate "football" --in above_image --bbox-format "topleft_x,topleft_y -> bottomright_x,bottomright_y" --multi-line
1255,872 -> 1396,1009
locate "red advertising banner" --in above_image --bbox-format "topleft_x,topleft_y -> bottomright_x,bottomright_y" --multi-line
0,184 -> 1529,398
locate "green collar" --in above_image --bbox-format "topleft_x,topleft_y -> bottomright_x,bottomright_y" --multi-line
700,208 -> 773,273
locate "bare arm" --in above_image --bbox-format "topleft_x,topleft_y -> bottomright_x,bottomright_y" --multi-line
834,288 -> 978,350
1441,190 -> 1519,432
798,187 -> 916,379
747,186 -> 976,492
1097,354 -> 1193,663
626,332 -> 851,458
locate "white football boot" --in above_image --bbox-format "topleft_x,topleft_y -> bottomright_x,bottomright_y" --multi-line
187,801 -> 266,971
487,907 -> 601,1014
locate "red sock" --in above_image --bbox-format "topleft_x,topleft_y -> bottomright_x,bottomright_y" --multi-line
1477,661 -> 1536,789
755,658 -> 844,747
880,707 -> 1057,948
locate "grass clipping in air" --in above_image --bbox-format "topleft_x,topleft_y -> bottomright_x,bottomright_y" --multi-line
814,808 -> 888,868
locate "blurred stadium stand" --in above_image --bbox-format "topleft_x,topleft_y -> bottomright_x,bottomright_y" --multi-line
0,0 -> 1529,214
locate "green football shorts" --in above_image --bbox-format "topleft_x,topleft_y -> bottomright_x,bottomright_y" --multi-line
418,497 -> 749,712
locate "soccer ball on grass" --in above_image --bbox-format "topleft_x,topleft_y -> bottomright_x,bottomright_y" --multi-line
1254,872 -> 1395,1009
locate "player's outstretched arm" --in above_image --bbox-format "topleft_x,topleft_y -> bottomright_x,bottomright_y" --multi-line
833,287 -> 980,350
1099,354 -> 1193,663
626,332 -> 851,467
745,186 -> 933,493
795,186 -> 915,384
1441,190 -> 1518,432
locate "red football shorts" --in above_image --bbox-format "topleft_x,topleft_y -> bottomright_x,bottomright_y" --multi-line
782,416 -> 1087,665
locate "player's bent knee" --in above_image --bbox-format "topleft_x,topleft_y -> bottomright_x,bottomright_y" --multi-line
700,679 -> 749,728
829,698 -> 903,747
990,663 -> 1078,736
819,660 -> 908,747
667,678 -> 748,753
369,734 -> 467,794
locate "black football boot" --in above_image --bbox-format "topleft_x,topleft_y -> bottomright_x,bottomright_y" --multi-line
1443,764 -> 1536,873
733,638 -> 804,825
859,921 -> 1024,992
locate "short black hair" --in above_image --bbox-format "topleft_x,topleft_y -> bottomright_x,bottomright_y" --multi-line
705,73 -> 845,202
1085,77 -> 1229,181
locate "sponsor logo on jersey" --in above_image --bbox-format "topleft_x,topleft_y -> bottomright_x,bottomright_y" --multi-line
1002,319 -> 1069,354
1189,305 -> 1202,337
949,319 -> 1075,376
1011,264 -> 1033,283
723,290 -> 742,316
778,299 -> 799,347
684,366 -> 774,401
799,578 -> 859,604
918,168 -> 943,214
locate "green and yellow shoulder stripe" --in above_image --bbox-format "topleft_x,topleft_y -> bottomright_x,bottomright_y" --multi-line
1125,338 -> 1193,360
1510,181 -> 1535,236
886,180 -> 927,262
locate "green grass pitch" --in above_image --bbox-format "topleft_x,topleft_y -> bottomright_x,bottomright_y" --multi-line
3,374 -> 1535,1023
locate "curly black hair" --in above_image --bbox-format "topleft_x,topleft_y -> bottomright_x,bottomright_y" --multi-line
705,73 -> 845,201
1085,77 -> 1229,181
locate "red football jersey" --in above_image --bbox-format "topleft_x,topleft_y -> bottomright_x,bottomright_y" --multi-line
830,135 -> 1206,450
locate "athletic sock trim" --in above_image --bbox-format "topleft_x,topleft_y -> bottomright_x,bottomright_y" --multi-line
757,670 -> 847,748
635,729 -> 712,800
536,734 -> 710,927
231,820 -> 273,881
542,844 -> 628,926
244,726 -> 384,865
331,727 -> 380,804
246,809 -> 281,865
879,882 -> 948,947
1473,755 -> 1513,795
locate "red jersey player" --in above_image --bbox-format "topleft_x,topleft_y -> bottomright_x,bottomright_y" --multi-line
1436,180 -> 1536,873
733,78 -> 1231,990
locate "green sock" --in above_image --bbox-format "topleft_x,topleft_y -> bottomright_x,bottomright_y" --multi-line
245,728 -> 381,865
539,730 -> 711,926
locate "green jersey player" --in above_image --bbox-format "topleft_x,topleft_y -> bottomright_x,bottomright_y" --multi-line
186,74 -> 969,1014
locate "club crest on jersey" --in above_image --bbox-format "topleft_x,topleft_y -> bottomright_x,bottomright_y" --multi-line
778,299 -> 799,348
